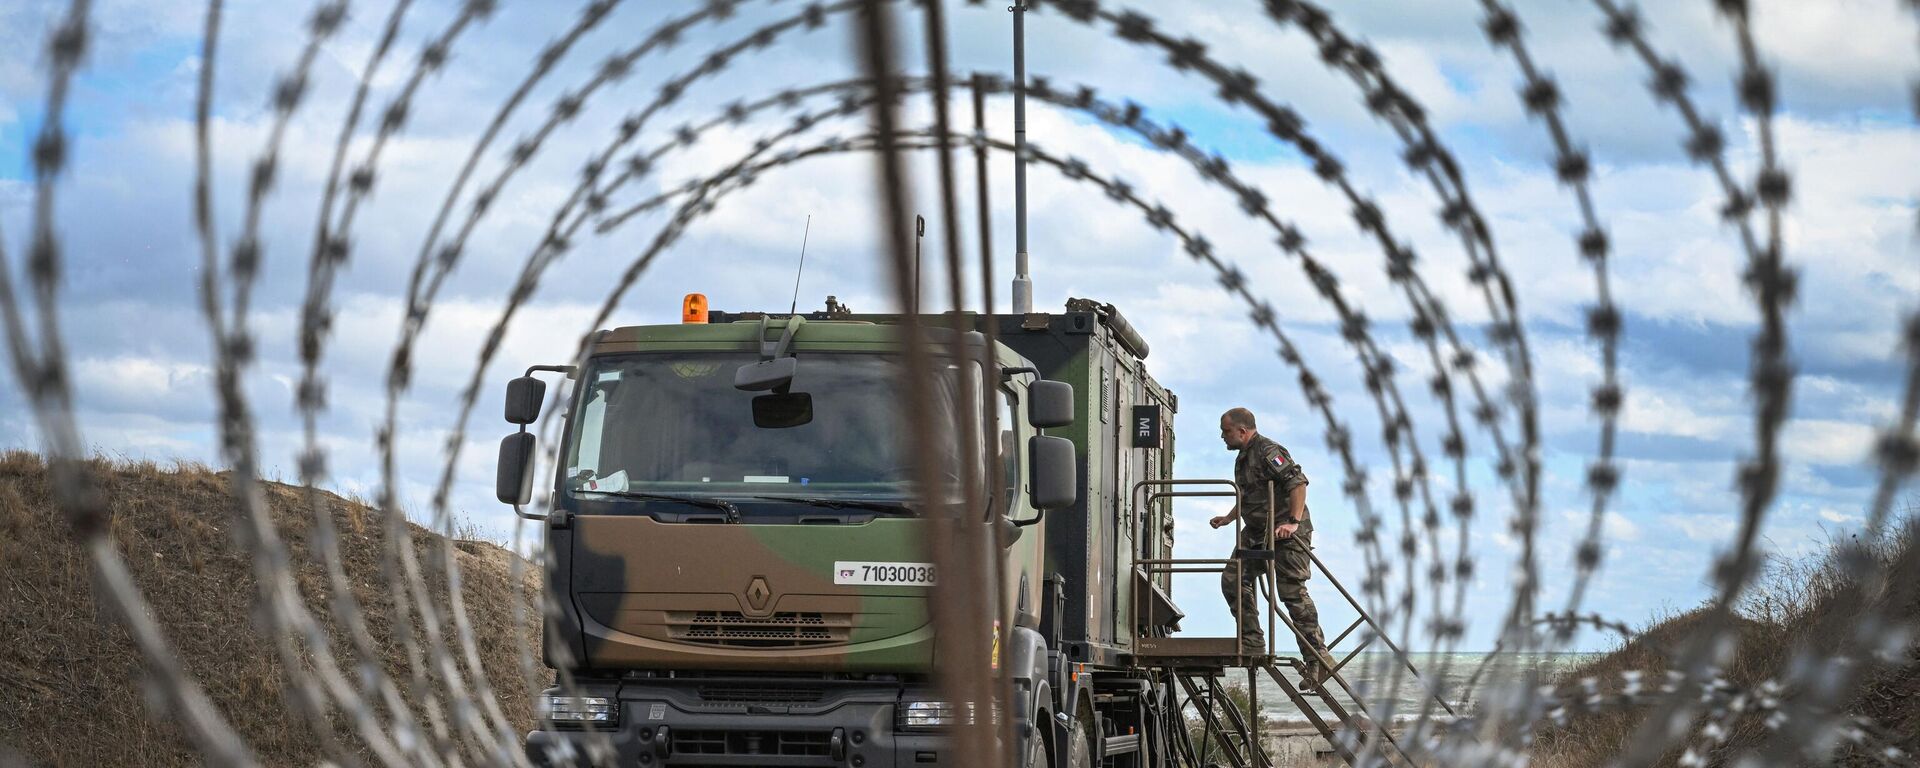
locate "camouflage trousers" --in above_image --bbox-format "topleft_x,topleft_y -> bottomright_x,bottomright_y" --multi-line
1220,533 -> 1327,664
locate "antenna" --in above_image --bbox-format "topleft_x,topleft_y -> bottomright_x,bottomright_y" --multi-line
787,215 -> 812,316
1011,0 -> 1033,314
913,214 -> 925,314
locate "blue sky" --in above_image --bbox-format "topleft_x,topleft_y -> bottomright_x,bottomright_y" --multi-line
1,0 -> 1916,654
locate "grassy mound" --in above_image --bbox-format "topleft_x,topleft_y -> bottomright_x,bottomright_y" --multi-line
1533,521 -> 1920,767
0,452 -> 541,766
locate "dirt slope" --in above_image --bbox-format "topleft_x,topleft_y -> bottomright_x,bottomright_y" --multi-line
0,452 -> 542,766
1532,523 -> 1920,767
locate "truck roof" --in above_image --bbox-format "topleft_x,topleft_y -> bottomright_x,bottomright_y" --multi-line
588,315 -> 1025,368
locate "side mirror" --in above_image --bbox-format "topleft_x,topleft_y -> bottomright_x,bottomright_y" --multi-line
1028,435 -> 1077,510
504,376 -> 546,425
734,357 -> 798,392
497,432 -> 536,505
752,391 -> 814,428
1028,380 -> 1074,428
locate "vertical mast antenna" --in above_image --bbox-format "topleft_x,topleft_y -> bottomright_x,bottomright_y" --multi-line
1011,0 -> 1033,314
788,214 -> 813,316
913,214 -> 925,314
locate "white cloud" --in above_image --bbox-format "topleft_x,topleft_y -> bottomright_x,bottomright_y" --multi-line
1620,385 -> 1738,442
1558,508 -> 1643,543
1662,512 -> 1740,544
70,354 -> 216,421
1749,1 -> 1920,98
1817,507 -> 1863,525
1780,419 -> 1876,467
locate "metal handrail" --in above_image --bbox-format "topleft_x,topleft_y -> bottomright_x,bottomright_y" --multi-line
1136,475 -> 1450,768
1133,475 -> 1457,722
1130,479 -> 1267,660
1233,477 -> 1457,719
1300,542 -> 1456,717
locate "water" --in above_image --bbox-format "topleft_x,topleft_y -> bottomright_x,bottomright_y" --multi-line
1233,652 -> 1598,725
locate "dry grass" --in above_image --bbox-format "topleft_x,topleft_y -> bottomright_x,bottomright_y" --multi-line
1532,519 -> 1920,768
0,451 -> 541,767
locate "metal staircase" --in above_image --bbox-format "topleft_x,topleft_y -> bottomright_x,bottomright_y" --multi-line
1173,670 -> 1272,768
1131,480 -> 1456,767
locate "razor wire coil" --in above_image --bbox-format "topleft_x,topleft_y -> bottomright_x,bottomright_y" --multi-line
2,1 -> 1918,766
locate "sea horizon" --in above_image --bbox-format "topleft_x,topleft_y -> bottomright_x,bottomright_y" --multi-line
1224,650 -> 1603,725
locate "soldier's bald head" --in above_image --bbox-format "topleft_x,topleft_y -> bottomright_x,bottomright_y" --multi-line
1219,408 -> 1257,450
1222,408 -> 1256,430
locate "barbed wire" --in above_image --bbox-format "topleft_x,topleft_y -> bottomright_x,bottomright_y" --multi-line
578,73 -> 1488,759
1473,0 -> 1624,635
1577,3 -> 1814,763
988,7 -> 1561,737
577,122 -> 1414,760
197,0 -> 493,762
4,1 -> 1918,766
1441,0 -> 1635,749
1000,1 -> 1554,747
3,1 -> 258,765
299,0 -> 528,759
580,114 -> 1607,762
289,1 -> 445,764
588,71 -> 1453,554
1239,0 -> 1548,658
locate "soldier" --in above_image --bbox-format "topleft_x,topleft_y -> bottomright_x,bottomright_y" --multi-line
1209,407 -> 1331,688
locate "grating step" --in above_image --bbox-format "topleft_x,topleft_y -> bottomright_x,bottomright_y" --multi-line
1134,636 -> 1267,670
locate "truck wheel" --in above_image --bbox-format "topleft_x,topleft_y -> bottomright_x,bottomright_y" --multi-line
1066,714 -> 1094,768
1024,720 -> 1052,768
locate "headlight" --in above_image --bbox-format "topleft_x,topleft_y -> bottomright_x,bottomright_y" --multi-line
542,695 -> 617,726
898,699 -> 956,730
897,698 -> 1001,731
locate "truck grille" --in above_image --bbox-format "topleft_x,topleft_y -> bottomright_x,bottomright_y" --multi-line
697,685 -> 826,703
672,729 -> 834,756
664,611 -> 852,647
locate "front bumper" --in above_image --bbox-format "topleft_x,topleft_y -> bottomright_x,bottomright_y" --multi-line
525,681 -> 954,767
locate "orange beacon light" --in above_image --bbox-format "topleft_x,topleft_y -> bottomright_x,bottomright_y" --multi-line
682,293 -> 708,324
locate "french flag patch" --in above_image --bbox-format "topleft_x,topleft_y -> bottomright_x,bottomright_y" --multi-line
1270,454 -> 1289,468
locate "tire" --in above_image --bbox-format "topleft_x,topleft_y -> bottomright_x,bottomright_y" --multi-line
1065,713 -> 1095,768
1024,715 -> 1053,768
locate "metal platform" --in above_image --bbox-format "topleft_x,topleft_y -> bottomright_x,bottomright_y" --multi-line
1134,636 -> 1257,669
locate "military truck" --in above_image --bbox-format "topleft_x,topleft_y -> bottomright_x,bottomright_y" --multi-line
498,297 -> 1188,767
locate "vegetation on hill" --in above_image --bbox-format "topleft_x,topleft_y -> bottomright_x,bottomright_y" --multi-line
0,452 -> 541,766
3,449 -> 1910,768
1533,518 -> 1920,767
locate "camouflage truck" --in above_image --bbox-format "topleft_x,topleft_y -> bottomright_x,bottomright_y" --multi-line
498,297 -> 1184,767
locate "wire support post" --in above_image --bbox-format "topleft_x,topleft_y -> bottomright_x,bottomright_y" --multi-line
1009,0 -> 1032,314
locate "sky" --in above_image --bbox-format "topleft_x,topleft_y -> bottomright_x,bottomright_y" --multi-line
0,0 -> 1916,654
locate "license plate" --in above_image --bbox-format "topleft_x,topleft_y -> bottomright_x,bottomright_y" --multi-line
833,561 -> 937,586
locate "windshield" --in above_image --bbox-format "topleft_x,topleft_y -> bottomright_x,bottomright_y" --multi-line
564,351 -> 981,506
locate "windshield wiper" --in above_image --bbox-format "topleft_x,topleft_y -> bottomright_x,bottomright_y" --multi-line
580,490 -> 741,523
745,496 -> 915,515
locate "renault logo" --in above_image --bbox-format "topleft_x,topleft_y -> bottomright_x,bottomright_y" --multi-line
745,577 -> 772,614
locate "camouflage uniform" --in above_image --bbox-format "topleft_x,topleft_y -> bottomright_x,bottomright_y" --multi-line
1220,434 -> 1327,667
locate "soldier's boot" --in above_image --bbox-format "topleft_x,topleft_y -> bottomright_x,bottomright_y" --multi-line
1297,647 -> 1335,693
1297,659 -> 1327,693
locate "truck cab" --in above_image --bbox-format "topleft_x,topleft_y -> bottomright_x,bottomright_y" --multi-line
499,309 -> 1080,767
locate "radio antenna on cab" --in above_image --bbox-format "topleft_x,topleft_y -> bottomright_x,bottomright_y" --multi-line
787,214 -> 812,317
